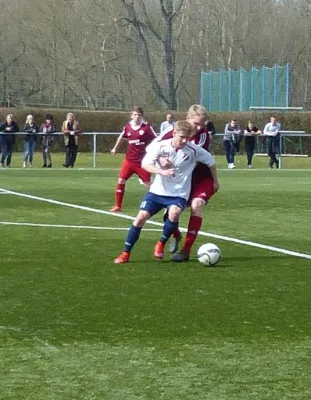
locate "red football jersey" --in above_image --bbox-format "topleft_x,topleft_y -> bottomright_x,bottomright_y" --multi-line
190,128 -> 212,179
122,122 -> 157,164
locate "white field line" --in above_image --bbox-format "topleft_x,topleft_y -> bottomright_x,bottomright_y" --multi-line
0,221 -> 162,232
1,187 -> 311,260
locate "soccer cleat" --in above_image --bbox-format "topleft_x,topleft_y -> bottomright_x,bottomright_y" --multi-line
110,205 -> 122,212
169,234 -> 182,254
114,251 -> 130,264
154,241 -> 165,259
172,249 -> 190,262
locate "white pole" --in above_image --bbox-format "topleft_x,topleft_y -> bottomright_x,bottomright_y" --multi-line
93,133 -> 97,168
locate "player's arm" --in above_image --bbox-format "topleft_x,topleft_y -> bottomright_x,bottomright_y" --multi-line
142,145 -> 175,177
263,123 -> 273,136
111,131 -> 126,155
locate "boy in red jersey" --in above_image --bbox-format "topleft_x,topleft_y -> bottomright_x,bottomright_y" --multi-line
110,106 -> 157,212
151,104 -> 220,261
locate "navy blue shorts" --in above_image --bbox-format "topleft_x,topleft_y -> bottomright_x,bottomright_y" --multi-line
140,192 -> 187,217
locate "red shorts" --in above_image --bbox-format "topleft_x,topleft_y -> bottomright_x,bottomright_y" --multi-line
119,159 -> 151,183
188,176 -> 215,205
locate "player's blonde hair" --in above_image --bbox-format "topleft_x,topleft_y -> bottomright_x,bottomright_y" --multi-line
187,104 -> 208,119
174,120 -> 193,137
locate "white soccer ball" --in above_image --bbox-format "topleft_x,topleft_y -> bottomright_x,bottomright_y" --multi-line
197,243 -> 221,266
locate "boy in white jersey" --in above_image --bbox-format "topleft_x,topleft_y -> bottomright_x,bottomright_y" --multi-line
114,121 -> 218,264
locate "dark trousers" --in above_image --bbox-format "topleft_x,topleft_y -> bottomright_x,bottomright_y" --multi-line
246,142 -> 255,166
1,143 -> 13,166
267,138 -> 279,168
65,145 -> 78,167
42,145 -> 52,165
224,140 -> 235,164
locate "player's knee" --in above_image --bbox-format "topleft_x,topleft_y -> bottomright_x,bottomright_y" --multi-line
168,206 -> 182,221
118,178 -> 127,184
191,198 -> 205,216
134,210 -> 150,227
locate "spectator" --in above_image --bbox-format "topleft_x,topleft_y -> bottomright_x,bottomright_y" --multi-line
40,114 -> 56,168
0,114 -> 19,168
205,119 -> 216,152
23,115 -> 39,168
263,115 -> 281,169
62,112 -> 82,168
223,119 -> 241,169
160,112 -> 175,134
244,121 -> 262,169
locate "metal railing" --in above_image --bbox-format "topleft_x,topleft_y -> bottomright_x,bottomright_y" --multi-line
1,131 -> 310,169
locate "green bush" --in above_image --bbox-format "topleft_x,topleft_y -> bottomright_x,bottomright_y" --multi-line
0,108 -> 310,153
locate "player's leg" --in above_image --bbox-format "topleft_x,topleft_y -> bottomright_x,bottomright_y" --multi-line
133,164 -> 152,189
172,180 -> 215,262
164,208 -> 182,253
111,160 -> 134,212
154,197 -> 186,259
114,193 -> 161,263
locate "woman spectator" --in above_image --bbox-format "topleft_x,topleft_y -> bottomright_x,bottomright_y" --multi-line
244,121 -> 262,169
40,114 -> 56,168
0,114 -> 19,168
23,115 -> 39,168
61,112 -> 81,168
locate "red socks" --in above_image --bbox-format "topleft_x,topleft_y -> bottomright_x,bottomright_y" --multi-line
183,216 -> 202,253
115,183 -> 125,208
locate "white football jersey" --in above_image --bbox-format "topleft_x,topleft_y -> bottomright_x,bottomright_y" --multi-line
142,139 -> 215,200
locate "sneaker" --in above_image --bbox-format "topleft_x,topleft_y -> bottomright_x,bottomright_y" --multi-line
42,164 -> 47,168
23,162 -> 27,168
247,164 -> 252,169
63,163 -> 69,168
110,205 -> 122,212
169,234 -> 182,253
47,164 -> 52,168
227,163 -> 232,169
231,163 -> 236,169
172,249 -> 190,262
114,251 -> 130,264
29,163 -> 33,168
154,241 -> 165,259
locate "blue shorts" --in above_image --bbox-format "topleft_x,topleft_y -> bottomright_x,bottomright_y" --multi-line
140,192 -> 187,217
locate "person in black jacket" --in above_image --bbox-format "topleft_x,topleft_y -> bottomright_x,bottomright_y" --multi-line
0,114 -> 19,168
40,114 -> 56,168
23,115 -> 39,168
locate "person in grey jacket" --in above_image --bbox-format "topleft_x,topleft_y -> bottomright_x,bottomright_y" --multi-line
40,114 -> 56,168
223,119 -> 241,169
263,115 -> 281,168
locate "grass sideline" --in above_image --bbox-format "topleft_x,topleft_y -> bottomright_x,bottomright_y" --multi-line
1,163 -> 311,399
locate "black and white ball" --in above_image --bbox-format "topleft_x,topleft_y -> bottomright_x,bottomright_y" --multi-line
197,243 -> 221,266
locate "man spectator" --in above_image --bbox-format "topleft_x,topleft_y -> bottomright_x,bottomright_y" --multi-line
223,119 -> 241,169
0,114 -> 19,168
160,112 -> 175,134
114,120 -> 216,264
244,121 -> 262,169
263,115 -> 281,168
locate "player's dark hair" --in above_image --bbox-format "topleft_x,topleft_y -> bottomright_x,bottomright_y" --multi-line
132,106 -> 144,115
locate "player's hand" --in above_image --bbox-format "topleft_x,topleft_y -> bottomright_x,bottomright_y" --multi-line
161,168 -> 175,177
158,156 -> 172,169
111,148 -> 116,155
213,180 -> 220,192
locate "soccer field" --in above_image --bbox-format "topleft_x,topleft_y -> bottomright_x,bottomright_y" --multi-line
1,155 -> 311,399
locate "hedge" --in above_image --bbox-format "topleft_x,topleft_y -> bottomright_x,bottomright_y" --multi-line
0,108 -> 310,153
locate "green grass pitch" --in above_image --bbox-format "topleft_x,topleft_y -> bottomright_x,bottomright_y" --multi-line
1,153 -> 311,399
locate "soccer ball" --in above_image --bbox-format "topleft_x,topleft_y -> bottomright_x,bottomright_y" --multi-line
197,243 -> 221,266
